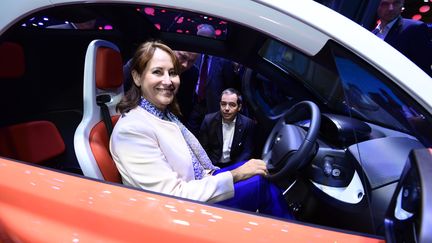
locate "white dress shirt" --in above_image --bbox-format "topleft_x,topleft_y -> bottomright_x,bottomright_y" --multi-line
220,117 -> 236,163
374,17 -> 399,40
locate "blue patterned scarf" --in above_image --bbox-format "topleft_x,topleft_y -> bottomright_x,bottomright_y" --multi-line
138,97 -> 218,179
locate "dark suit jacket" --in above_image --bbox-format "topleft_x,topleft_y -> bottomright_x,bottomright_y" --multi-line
176,65 -> 199,123
199,111 -> 255,167
384,17 -> 432,76
187,55 -> 238,136
195,55 -> 237,113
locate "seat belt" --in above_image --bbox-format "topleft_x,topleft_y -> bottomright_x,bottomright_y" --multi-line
96,94 -> 113,136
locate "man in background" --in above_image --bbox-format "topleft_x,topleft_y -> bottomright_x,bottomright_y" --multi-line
373,0 -> 432,76
187,24 -> 240,135
199,88 -> 255,168
175,51 -> 200,123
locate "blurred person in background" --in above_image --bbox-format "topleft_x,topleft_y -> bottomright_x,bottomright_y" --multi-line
373,0 -> 432,76
187,24 -> 240,136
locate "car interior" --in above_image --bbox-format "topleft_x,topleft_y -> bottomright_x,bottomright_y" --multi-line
384,148 -> 432,243
74,39 -> 123,183
1,3 -> 431,242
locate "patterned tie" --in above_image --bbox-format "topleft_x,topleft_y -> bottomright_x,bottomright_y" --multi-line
197,55 -> 209,102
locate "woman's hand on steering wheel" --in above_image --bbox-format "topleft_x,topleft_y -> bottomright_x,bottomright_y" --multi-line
230,159 -> 269,182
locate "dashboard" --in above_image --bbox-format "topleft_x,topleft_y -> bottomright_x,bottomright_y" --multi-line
305,113 -> 425,233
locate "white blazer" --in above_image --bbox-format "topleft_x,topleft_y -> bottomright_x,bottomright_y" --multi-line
110,106 -> 234,203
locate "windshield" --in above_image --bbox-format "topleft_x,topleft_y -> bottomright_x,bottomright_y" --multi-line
258,39 -> 432,146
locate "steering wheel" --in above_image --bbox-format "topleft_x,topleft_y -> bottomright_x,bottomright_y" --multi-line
262,101 -> 321,181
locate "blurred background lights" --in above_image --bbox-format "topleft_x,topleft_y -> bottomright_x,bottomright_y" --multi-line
419,5 -> 430,13
412,14 -> 422,20
401,0 -> 431,23
144,7 -> 155,16
176,16 -> 184,24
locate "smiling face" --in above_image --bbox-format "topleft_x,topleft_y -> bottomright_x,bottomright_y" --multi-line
132,48 -> 180,110
220,93 -> 241,122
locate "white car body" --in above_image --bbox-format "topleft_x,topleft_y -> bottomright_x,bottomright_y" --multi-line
1,0 -> 431,113
1,0 -> 431,242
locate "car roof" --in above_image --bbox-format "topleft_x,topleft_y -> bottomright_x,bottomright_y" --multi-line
1,0 -> 431,115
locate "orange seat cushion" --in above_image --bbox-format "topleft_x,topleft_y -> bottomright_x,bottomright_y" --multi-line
0,121 -> 65,164
89,115 -> 121,183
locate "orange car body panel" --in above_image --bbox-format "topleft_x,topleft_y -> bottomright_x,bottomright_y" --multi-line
0,158 -> 384,243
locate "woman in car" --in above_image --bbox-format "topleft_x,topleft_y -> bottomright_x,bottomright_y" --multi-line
109,40 -> 292,219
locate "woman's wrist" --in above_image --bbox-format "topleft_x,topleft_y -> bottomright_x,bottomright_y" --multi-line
230,168 -> 243,182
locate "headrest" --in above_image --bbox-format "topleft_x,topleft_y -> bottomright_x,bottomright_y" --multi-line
0,121 -> 65,164
96,46 -> 123,90
0,42 -> 25,78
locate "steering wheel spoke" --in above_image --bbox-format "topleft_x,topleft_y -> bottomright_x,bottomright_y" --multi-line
262,101 -> 321,181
